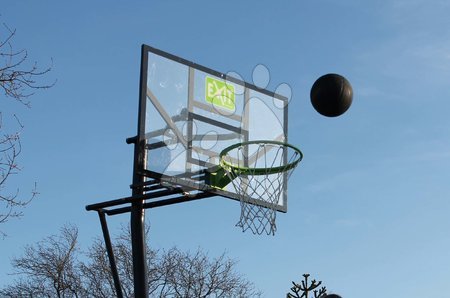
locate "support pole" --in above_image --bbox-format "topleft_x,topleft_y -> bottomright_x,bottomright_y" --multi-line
130,199 -> 148,296
98,210 -> 123,298
130,44 -> 149,297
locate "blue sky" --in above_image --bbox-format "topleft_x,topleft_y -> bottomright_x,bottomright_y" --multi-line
2,1 -> 450,297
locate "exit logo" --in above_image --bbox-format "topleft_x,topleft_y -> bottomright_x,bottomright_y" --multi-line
205,76 -> 235,111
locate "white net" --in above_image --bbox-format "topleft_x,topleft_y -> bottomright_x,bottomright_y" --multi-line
220,141 -> 302,235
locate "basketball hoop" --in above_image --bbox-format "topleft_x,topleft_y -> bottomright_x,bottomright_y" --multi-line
219,140 -> 303,235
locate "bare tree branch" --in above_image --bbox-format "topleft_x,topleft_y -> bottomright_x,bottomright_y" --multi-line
0,113 -> 38,236
0,20 -> 54,235
0,23 -> 55,106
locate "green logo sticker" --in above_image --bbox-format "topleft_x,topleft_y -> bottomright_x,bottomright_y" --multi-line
205,76 -> 235,111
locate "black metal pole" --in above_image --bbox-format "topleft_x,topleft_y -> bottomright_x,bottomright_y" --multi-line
97,210 -> 123,298
130,198 -> 148,296
130,44 -> 149,297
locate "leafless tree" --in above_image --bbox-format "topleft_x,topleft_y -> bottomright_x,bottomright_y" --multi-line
287,274 -> 327,298
79,228 -> 140,297
80,226 -> 262,298
154,247 -> 259,298
0,21 -> 53,234
1,225 -> 84,298
1,225 -> 262,297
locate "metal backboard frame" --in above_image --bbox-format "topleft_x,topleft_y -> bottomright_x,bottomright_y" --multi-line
134,44 -> 289,212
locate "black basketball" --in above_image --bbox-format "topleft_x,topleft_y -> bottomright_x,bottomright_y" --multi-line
323,295 -> 342,298
310,73 -> 353,117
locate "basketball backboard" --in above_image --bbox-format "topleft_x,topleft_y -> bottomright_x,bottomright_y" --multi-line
134,45 -> 290,212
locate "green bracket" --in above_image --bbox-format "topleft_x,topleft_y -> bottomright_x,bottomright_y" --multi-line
206,166 -> 235,189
